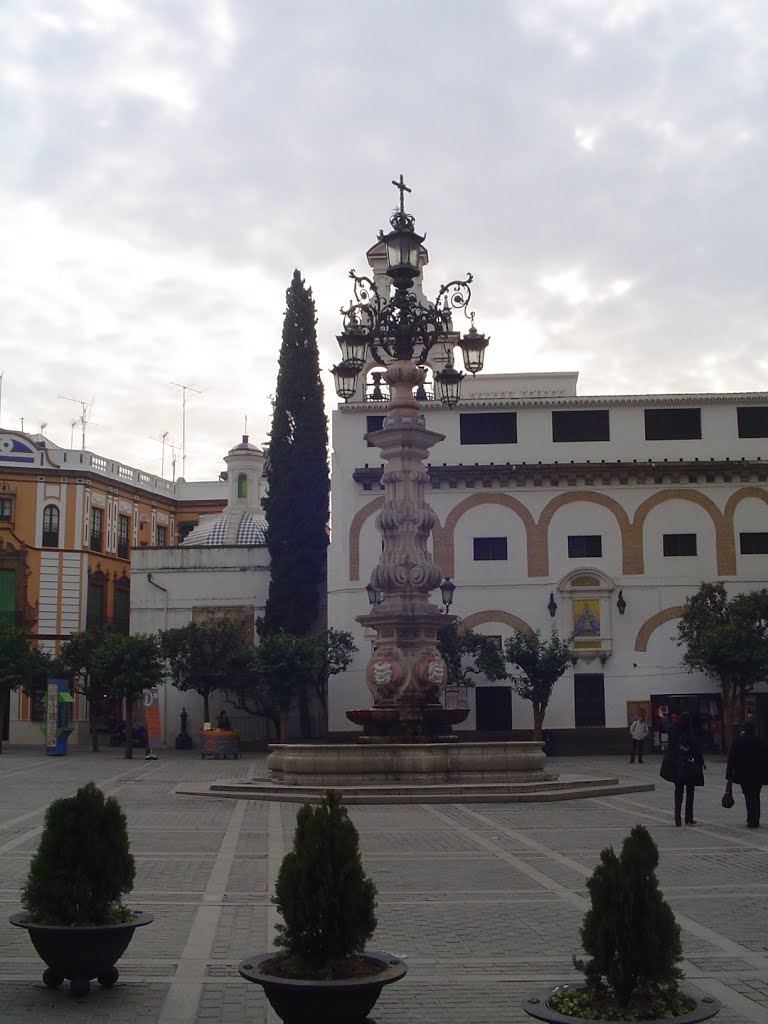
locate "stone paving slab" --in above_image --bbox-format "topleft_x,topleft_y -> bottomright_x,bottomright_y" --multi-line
0,747 -> 764,1024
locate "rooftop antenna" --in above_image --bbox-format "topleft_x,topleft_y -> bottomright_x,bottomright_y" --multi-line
170,441 -> 179,482
39,421 -> 47,435
59,394 -> 95,450
149,430 -> 171,478
70,419 -> 78,448
169,381 -> 201,479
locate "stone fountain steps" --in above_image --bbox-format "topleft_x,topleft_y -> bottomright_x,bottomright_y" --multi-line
177,775 -> 655,804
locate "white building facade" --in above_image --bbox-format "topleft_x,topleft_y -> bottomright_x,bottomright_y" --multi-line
327,370 -> 768,752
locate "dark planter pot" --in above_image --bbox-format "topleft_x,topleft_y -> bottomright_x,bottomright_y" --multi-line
239,949 -> 407,1024
522,986 -> 721,1024
9,911 -> 153,996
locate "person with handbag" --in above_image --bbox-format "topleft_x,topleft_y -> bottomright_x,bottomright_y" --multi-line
726,720 -> 768,828
660,712 -> 706,826
629,708 -> 650,763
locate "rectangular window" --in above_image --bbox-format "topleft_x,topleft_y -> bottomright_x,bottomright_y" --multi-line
156,525 -> 168,547
473,537 -> 508,561
0,497 -> 13,521
90,508 -> 103,552
114,587 -> 130,634
117,514 -> 130,559
663,533 -> 697,557
552,409 -> 610,442
366,415 -> 385,448
644,407 -> 701,440
574,673 -> 605,727
567,535 -> 603,558
86,582 -> 104,630
740,532 -> 768,555
460,412 -> 518,445
737,406 -> 768,438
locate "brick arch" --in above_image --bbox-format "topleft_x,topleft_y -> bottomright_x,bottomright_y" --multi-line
460,610 -> 534,634
438,494 -> 538,578
632,489 -> 734,576
348,497 -> 384,581
724,486 -> 768,522
538,491 -> 635,575
634,606 -> 684,652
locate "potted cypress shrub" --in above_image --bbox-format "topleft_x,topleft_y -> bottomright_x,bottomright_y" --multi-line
239,790 -> 406,1024
9,781 -> 152,996
522,825 -> 720,1023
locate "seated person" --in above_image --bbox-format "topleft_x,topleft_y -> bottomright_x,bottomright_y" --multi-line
217,709 -> 232,731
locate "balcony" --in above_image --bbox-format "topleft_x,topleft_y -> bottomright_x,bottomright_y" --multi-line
90,532 -> 103,553
117,540 -> 130,559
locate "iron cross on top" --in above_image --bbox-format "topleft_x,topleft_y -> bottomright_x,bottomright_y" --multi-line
392,174 -> 411,213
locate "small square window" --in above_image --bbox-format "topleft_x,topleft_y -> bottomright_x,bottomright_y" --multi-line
552,410 -> 610,442
473,537 -> 508,561
366,415 -> 385,448
737,406 -> 768,438
568,535 -> 602,558
644,408 -> 701,440
460,412 -> 518,445
740,532 -> 768,555
663,534 -> 697,557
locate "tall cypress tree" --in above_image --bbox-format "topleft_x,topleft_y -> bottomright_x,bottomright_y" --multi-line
263,270 -> 329,637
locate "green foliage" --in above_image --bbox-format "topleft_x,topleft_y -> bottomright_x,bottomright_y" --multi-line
262,270 -> 329,637
678,582 -> 768,705
0,628 -> 51,698
92,632 -> 164,702
576,825 -> 683,1009
273,791 -> 377,971
160,617 -> 253,721
504,629 -> 573,739
437,620 -> 508,689
60,630 -> 108,750
22,782 -> 135,926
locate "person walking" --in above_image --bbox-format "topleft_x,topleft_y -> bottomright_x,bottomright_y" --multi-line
660,712 -> 706,826
629,708 -> 649,763
726,720 -> 768,828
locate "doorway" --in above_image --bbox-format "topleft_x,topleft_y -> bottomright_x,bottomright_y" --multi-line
476,686 -> 512,732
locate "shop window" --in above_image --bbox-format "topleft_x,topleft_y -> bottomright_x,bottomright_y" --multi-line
473,537 -> 508,561
552,409 -> 610,442
460,412 -> 518,445
117,514 -> 130,559
663,533 -> 697,557
644,408 -> 701,440
90,507 -> 103,552
567,535 -> 602,558
737,406 -> 768,438
156,525 -> 168,547
574,674 -> 605,727
42,505 -> 60,547
740,532 -> 768,555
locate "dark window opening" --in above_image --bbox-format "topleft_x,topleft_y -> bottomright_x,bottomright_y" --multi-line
156,525 -> 168,547
366,415 -> 385,447
90,507 -> 103,552
117,514 -> 130,559
740,532 -> 768,555
552,409 -> 610,442
663,533 -> 697,557
460,412 -> 518,445
113,583 -> 130,635
177,521 -> 195,544
86,581 -> 105,630
574,674 -> 605,727
644,407 -> 701,440
42,504 -> 60,547
737,406 -> 768,438
567,535 -> 603,558
475,686 -> 512,731
473,537 -> 508,561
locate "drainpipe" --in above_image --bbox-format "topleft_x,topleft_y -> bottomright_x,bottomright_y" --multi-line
147,573 -> 169,745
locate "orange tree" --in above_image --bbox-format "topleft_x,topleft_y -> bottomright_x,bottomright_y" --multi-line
92,633 -> 164,759
0,628 -> 52,754
677,582 -> 768,748
504,629 -> 573,741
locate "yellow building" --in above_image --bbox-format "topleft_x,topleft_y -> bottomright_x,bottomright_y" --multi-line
0,430 -> 225,745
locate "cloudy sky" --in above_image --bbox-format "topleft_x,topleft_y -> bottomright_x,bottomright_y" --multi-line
1,0 -> 766,480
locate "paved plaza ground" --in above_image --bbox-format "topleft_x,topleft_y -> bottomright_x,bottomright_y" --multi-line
0,747 -> 765,1024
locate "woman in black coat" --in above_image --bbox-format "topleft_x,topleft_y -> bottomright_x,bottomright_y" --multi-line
660,712 -> 706,826
726,721 -> 768,828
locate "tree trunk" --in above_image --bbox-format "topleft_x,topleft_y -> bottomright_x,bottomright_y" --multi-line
532,704 -> 544,742
88,684 -> 100,752
124,698 -> 134,759
722,689 -> 742,752
203,692 -> 210,725
279,707 -> 291,743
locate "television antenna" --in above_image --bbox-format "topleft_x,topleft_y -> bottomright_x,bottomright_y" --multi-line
149,431 -> 171,478
169,382 -> 201,479
59,395 -> 95,450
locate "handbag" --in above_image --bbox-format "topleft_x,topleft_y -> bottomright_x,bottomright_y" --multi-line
721,781 -> 735,809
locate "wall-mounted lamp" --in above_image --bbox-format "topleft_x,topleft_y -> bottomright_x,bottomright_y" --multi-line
547,592 -> 558,617
366,582 -> 383,608
439,576 -> 456,614
616,590 -> 627,615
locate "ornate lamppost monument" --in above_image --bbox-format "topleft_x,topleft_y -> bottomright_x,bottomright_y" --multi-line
266,179 -> 551,786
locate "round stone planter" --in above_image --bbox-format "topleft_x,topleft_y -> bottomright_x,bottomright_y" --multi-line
522,986 -> 721,1024
10,911 -> 153,996
239,949 -> 407,1024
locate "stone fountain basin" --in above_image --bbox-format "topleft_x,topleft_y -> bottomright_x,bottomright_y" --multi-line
266,741 -> 553,786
